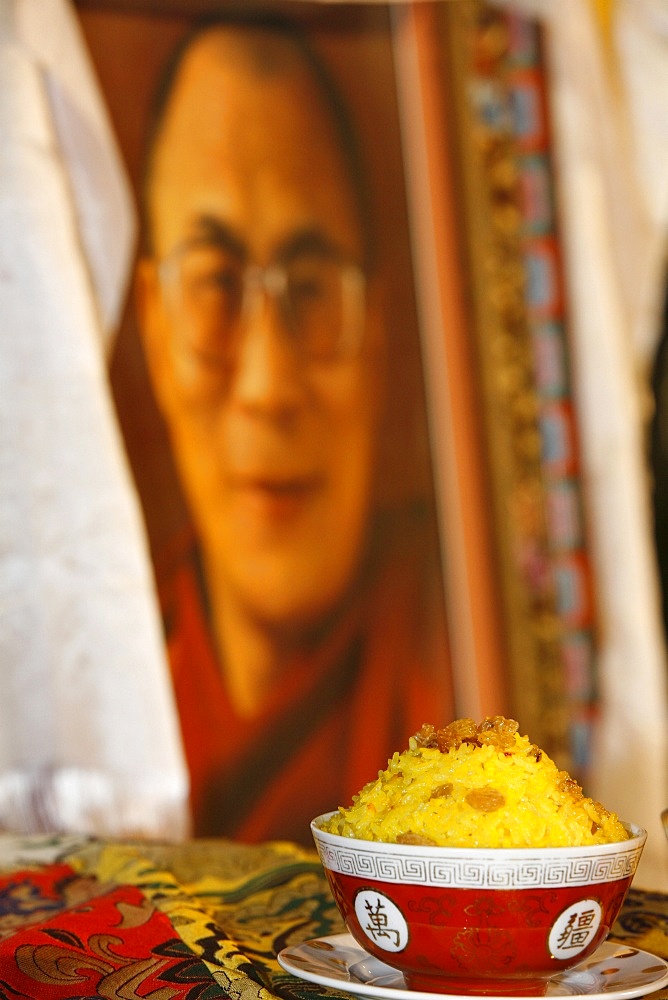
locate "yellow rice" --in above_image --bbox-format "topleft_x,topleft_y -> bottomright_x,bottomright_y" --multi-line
322,718 -> 629,848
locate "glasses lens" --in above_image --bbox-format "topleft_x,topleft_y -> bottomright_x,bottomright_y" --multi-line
285,256 -> 356,361
177,244 -> 244,363
164,242 -> 364,368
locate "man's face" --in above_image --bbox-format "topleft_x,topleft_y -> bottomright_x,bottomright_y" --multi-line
139,28 -> 385,631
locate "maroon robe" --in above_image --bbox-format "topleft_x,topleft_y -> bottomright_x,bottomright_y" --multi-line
160,511 -> 453,845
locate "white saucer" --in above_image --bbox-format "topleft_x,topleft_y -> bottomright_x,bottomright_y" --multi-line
277,933 -> 668,1000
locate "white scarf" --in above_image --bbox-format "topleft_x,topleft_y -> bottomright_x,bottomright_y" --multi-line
0,0 -> 189,838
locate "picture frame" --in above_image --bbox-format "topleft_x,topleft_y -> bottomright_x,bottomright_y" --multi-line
75,0 -> 596,791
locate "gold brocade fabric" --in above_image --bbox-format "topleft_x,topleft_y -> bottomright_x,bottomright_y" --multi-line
0,834 -> 663,998
609,886 -> 668,997
0,834 -> 347,998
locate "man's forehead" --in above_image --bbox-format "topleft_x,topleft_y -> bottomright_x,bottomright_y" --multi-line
146,22 -> 367,266
154,25 -> 340,166
174,25 -> 313,98
153,33 -> 350,196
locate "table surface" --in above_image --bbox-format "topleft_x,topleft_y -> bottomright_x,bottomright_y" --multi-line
0,833 -> 664,999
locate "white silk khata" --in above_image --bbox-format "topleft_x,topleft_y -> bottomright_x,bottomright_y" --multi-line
0,0 -> 189,838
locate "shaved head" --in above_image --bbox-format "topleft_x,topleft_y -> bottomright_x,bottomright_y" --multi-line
143,15 -> 373,267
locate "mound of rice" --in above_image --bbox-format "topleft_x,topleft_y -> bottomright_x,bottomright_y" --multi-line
322,717 -> 629,848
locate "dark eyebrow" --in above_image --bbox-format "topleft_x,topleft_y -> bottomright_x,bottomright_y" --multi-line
187,216 -> 248,260
181,218 -> 354,268
274,227 -> 348,265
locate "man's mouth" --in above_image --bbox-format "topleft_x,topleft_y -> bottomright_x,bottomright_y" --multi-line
230,475 -> 323,519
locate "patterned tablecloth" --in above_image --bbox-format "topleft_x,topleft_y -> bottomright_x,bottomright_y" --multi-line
0,834 -> 664,999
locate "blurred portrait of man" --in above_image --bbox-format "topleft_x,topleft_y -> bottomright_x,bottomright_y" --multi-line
134,10 -> 453,843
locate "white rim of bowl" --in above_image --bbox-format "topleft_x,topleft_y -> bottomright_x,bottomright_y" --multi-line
311,813 -> 647,888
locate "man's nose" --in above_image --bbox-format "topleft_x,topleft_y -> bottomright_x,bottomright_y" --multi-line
229,293 -> 308,417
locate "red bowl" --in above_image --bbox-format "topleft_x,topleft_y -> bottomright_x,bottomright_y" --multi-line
311,813 -> 646,995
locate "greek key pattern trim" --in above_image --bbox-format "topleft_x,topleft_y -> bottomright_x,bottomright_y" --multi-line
317,843 -> 643,888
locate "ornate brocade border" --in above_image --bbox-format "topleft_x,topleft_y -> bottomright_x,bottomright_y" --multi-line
437,1 -> 598,778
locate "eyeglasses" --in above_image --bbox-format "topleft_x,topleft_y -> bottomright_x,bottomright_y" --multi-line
158,239 -> 366,367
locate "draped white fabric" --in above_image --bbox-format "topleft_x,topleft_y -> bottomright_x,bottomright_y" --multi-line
0,0 -> 189,838
491,0 -> 668,890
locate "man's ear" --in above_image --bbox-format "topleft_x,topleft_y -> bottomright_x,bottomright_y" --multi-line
135,257 -> 173,416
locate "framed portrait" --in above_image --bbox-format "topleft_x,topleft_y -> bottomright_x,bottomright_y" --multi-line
75,0 -> 465,842
73,0 -> 599,840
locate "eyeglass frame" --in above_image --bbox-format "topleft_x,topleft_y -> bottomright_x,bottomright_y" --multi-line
155,236 -> 368,370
